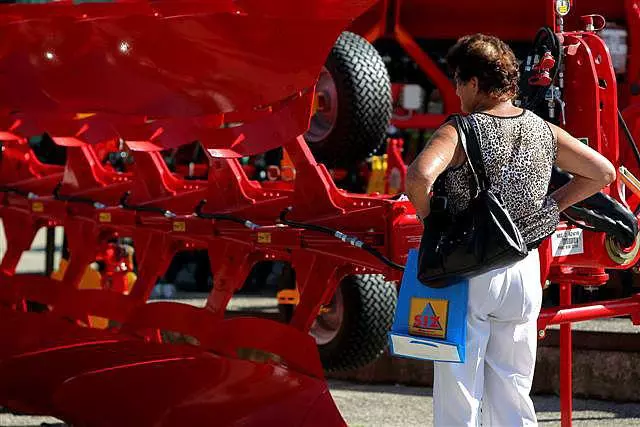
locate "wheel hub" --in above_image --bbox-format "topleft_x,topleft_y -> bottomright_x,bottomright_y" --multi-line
310,286 -> 344,345
305,66 -> 338,143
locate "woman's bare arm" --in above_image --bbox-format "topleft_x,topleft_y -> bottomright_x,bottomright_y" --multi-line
548,123 -> 617,211
406,122 -> 460,220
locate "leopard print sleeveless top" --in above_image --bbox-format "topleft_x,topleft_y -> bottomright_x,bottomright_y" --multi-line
442,109 -> 560,247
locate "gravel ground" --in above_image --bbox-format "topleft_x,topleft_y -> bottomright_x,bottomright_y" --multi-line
3,227 -> 640,426
546,317 -> 640,333
3,382 -> 640,426
329,380 -> 640,426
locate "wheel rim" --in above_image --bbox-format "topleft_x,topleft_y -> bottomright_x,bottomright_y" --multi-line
305,66 -> 338,143
310,285 -> 344,346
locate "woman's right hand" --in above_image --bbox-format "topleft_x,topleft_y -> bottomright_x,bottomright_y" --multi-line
549,123 -> 617,212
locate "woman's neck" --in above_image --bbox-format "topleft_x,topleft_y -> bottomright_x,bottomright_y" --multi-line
472,98 -> 519,115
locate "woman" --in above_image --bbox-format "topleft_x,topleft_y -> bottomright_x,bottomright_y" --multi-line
405,34 -> 616,426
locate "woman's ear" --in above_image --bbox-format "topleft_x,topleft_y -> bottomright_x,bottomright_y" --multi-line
470,77 -> 479,94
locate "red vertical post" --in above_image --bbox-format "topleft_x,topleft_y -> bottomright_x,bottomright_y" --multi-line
545,0 -> 558,31
560,282 -> 573,427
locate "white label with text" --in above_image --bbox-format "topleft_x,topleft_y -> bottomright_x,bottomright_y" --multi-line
552,228 -> 584,257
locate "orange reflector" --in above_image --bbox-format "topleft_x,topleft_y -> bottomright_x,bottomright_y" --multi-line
282,149 -> 294,168
281,166 -> 296,181
277,289 -> 300,305
74,113 -> 96,120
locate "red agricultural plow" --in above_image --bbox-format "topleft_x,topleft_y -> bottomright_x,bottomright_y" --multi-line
0,0 -> 639,426
0,1 -> 420,425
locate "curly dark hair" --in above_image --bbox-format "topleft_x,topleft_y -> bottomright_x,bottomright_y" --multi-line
446,34 -> 520,99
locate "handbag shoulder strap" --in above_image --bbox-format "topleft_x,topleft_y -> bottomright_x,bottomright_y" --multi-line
452,114 -> 490,193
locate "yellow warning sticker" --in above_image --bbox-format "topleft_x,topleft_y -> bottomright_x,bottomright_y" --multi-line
173,221 -> 186,232
257,232 -> 271,244
31,202 -> 44,213
98,212 -> 112,223
555,0 -> 570,15
408,297 -> 449,339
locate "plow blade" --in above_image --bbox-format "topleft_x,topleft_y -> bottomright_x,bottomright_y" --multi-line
53,351 -> 341,427
0,279 -> 140,368
0,0 -> 379,425
0,308 -> 129,363
0,0 -> 376,155
0,306 -> 344,426
0,0 -> 372,116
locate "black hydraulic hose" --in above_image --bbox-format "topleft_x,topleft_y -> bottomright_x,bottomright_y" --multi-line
617,109 -> 640,216
619,109 -> 640,172
561,212 -> 599,232
279,206 -> 406,271
524,26 -> 563,110
193,200 -> 260,230
119,191 -> 176,218
52,182 -> 106,208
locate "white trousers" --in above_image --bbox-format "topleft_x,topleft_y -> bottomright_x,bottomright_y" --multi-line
433,249 -> 542,427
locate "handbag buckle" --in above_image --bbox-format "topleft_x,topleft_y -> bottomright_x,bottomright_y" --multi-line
431,196 -> 448,212
435,235 -> 447,254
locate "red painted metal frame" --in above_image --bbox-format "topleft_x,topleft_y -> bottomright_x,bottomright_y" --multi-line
0,1 -> 416,424
0,127 -> 421,424
619,1 -> 640,186
628,1 -> 640,95
0,0 -> 379,158
0,1 -> 371,117
537,286 -> 640,427
0,1 -> 638,426
355,3 -> 640,425
536,21 -> 640,427
357,0 -> 460,126
352,0 -> 640,135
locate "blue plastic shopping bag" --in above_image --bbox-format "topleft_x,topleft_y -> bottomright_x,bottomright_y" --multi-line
388,249 -> 468,363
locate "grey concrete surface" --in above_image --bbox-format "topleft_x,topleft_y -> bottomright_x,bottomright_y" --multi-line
0,225 -> 64,274
546,317 -> 640,334
3,383 -> 640,426
329,380 -> 640,426
3,228 -> 640,426
163,292 -> 279,313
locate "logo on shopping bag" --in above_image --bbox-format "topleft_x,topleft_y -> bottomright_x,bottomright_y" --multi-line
409,297 -> 448,339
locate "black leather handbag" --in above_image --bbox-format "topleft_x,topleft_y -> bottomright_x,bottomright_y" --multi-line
417,114 -> 529,288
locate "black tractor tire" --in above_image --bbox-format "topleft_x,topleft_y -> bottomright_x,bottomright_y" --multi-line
306,31 -> 392,168
278,273 -> 397,373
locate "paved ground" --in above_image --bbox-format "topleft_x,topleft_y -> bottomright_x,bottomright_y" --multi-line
3,383 -> 640,426
330,381 -> 640,426
3,227 -> 640,426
